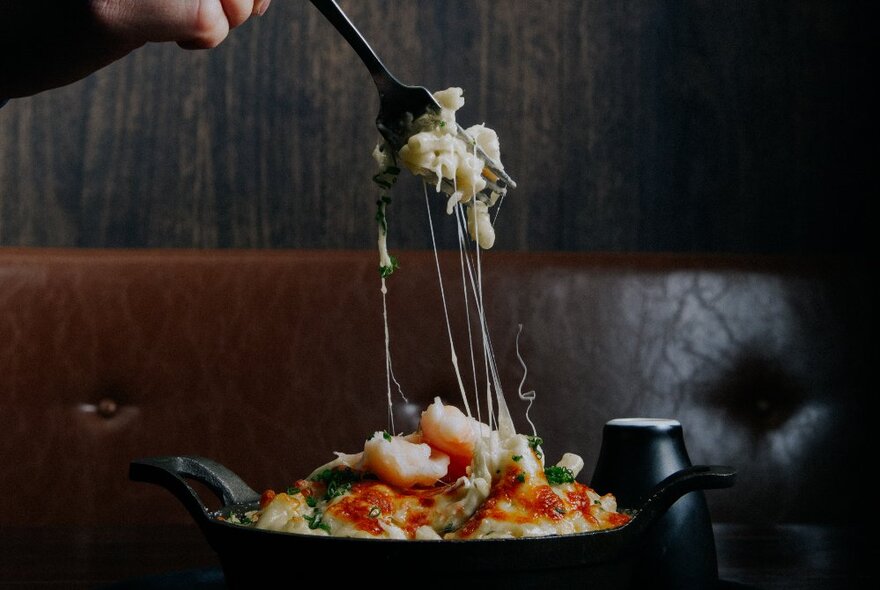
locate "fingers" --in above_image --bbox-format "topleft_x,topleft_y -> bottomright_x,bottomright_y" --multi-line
253,0 -> 272,17
91,0 -> 272,50
178,1 -> 239,49
220,0 -> 257,29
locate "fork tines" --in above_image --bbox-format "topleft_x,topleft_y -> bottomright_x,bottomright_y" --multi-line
455,127 -> 516,192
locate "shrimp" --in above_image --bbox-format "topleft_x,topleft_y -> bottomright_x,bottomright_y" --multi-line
362,431 -> 450,488
420,397 -> 488,479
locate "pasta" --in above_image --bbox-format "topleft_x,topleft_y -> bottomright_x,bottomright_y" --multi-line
373,87 -> 509,276
218,87 -> 632,541
225,398 -> 630,539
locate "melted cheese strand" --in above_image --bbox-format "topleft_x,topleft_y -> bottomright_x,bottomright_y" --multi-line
515,323 -> 538,437
454,201 -> 514,440
455,207 -> 484,426
381,278 -> 396,434
380,277 -> 409,436
468,139 -> 514,440
454,203 -> 492,427
424,182 -> 472,417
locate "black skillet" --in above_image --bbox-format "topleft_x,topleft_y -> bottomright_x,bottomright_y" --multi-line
130,456 -> 734,589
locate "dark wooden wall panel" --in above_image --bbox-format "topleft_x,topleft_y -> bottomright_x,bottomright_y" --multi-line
0,1 -> 867,252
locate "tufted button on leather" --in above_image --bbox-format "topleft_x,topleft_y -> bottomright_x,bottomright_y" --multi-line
96,398 -> 119,419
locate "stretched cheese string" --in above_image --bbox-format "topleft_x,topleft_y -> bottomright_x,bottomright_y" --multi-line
516,323 -> 538,437
380,277 -> 408,434
455,205 -> 483,426
469,203 -> 514,441
379,87 -> 518,450
424,182 -> 472,417
425,176 -> 515,455
381,278 -> 395,433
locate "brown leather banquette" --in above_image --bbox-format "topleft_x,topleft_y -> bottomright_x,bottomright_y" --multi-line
0,249 -> 868,527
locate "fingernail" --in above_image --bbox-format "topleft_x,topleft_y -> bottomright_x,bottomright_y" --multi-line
254,0 -> 272,16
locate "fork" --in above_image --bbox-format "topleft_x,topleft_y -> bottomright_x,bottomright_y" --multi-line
308,0 -> 515,193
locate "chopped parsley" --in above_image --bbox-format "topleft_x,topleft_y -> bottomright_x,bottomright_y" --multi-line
544,465 -> 575,485
379,255 -> 399,278
305,495 -> 318,508
527,436 -> 543,459
515,473 -> 526,483
372,166 -> 400,191
382,430 -> 392,442
512,455 -> 523,462
311,467 -> 362,501
286,486 -> 301,495
375,195 -> 392,235
303,511 -> 331,533
373,165 -> 401,278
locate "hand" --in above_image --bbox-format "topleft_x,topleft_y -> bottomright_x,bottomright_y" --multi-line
0,0 -> 272,98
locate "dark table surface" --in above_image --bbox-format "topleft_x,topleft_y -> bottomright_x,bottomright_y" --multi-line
0,523 -> 869,589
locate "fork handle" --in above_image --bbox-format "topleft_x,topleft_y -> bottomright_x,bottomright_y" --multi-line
309,0 -> 397,95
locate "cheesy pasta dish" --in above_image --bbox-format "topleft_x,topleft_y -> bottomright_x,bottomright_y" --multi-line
224,398 -> 630,540
219,87 -> 631,540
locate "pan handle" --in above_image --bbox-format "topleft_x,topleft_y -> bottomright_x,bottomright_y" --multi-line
625,464 -> 736,533
130,456 -> 260,525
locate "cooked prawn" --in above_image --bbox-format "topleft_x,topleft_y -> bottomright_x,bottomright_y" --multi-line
420,397 -> 488,479
362,431 -> 450,488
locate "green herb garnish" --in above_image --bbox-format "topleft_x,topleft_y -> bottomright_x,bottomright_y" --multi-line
382,430 -> 393,442
379,255 -> 399,278
303,511 -> 331,532
372,166 -> 400,190
374,164 -> 401,278
312,467 -> 362,501
515,473 -> 526,483
544,465 -> 575,485
286,486 -> 301,495
375,195 -> 392,234
527,436 -> 543,459
512,455 -> 523,462
305,495 -> 318,508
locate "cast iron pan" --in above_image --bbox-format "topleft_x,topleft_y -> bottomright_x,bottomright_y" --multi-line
130,456 -> 735,589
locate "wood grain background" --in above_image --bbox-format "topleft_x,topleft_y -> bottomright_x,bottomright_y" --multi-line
0,1 -> 868,252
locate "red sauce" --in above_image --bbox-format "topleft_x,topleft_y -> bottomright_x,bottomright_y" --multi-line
294,479 -> 314,498
565,484 -> 594,513
259,489 -> 276,509
458,466 -> 553,538
326,481 -> 394,536
607,511 -> 631,526
458,472 -> 630,538
526,485 -> 567,520
565,484 -> 630,527
444,454 -> 471,482
402,508 -> 432,537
